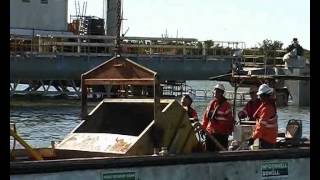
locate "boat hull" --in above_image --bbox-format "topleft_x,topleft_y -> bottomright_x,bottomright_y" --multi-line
11,148 -> 309,180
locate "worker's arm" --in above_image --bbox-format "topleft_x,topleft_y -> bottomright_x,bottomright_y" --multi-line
238,102 -> 249,119
191,109 -> 199,121
202,109 -> 209,129
225,103 -> 236,132
223,103 -> 233,122
202,101 -> 213,129
252,106 -> 271,140
252,125 -> 262,140
243,102 -> 249,117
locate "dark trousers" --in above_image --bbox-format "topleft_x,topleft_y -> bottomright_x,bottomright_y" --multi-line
260,139 -> 275,149
205,133 -> 229,152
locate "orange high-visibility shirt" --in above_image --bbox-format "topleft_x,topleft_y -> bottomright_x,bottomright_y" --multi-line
252,100 -> 278,144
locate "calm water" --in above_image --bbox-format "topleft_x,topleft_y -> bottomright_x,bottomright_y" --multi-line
10,81 -> 310,148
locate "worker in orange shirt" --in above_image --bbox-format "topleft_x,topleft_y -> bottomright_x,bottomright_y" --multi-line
202,84 -> 235,151
247,84 -> 278,149
181,94 -> 198,122
238,86 -> 262,122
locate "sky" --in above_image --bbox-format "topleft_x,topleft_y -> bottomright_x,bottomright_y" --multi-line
68,0 -> 310,50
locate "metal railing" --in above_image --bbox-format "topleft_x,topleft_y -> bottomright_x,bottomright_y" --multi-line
10,34 -> 245,58
241,49 -> 287,68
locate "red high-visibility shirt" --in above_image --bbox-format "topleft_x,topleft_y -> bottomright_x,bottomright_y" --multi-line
187,107 -> 198,120
243,99 -> 262,121
202,98 -> 235,135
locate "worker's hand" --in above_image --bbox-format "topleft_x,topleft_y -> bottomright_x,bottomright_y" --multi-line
189,118 -> 195,123
247,138 -> 254,146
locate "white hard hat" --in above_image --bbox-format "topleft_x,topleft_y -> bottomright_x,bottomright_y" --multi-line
257,84 -> 273,95
214,84 -> 225,91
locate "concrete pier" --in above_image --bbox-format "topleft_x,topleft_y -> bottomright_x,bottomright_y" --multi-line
284,67 -> 310,106
281,55 -> 310,106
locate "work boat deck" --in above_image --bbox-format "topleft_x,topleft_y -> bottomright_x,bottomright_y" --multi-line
10,97 -> 310,180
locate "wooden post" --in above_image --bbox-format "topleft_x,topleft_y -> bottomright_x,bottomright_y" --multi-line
77,36 -> 81,53
154,74 -> 160,122
152,74 -> 162,150
233,78 -> 246,123
233,81 -> 238,121
81,75 -> 88,119
38,35 -> 42,53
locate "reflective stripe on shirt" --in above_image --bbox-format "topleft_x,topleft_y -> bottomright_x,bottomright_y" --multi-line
259,115 -> 278,128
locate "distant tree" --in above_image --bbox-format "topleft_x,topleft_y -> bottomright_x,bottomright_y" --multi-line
258,39 -> 284,57
204,40 -> 214,49
197,42 -> 203,49
258,39 -> 283,50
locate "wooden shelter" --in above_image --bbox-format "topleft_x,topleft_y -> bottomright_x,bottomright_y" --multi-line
81,56 -> 160,119
53,56 -> 200,155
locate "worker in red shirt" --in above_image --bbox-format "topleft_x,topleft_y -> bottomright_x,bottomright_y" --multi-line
202,84 -> 235,151
247,84 -> 278,149
181,94 -> 198,122
238,86 -> 262,123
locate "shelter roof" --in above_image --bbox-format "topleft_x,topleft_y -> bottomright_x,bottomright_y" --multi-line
82,56 -> 157,86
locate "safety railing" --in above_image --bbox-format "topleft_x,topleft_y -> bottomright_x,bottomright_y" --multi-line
10,34 -> 245,58
241,49 -> 287,68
